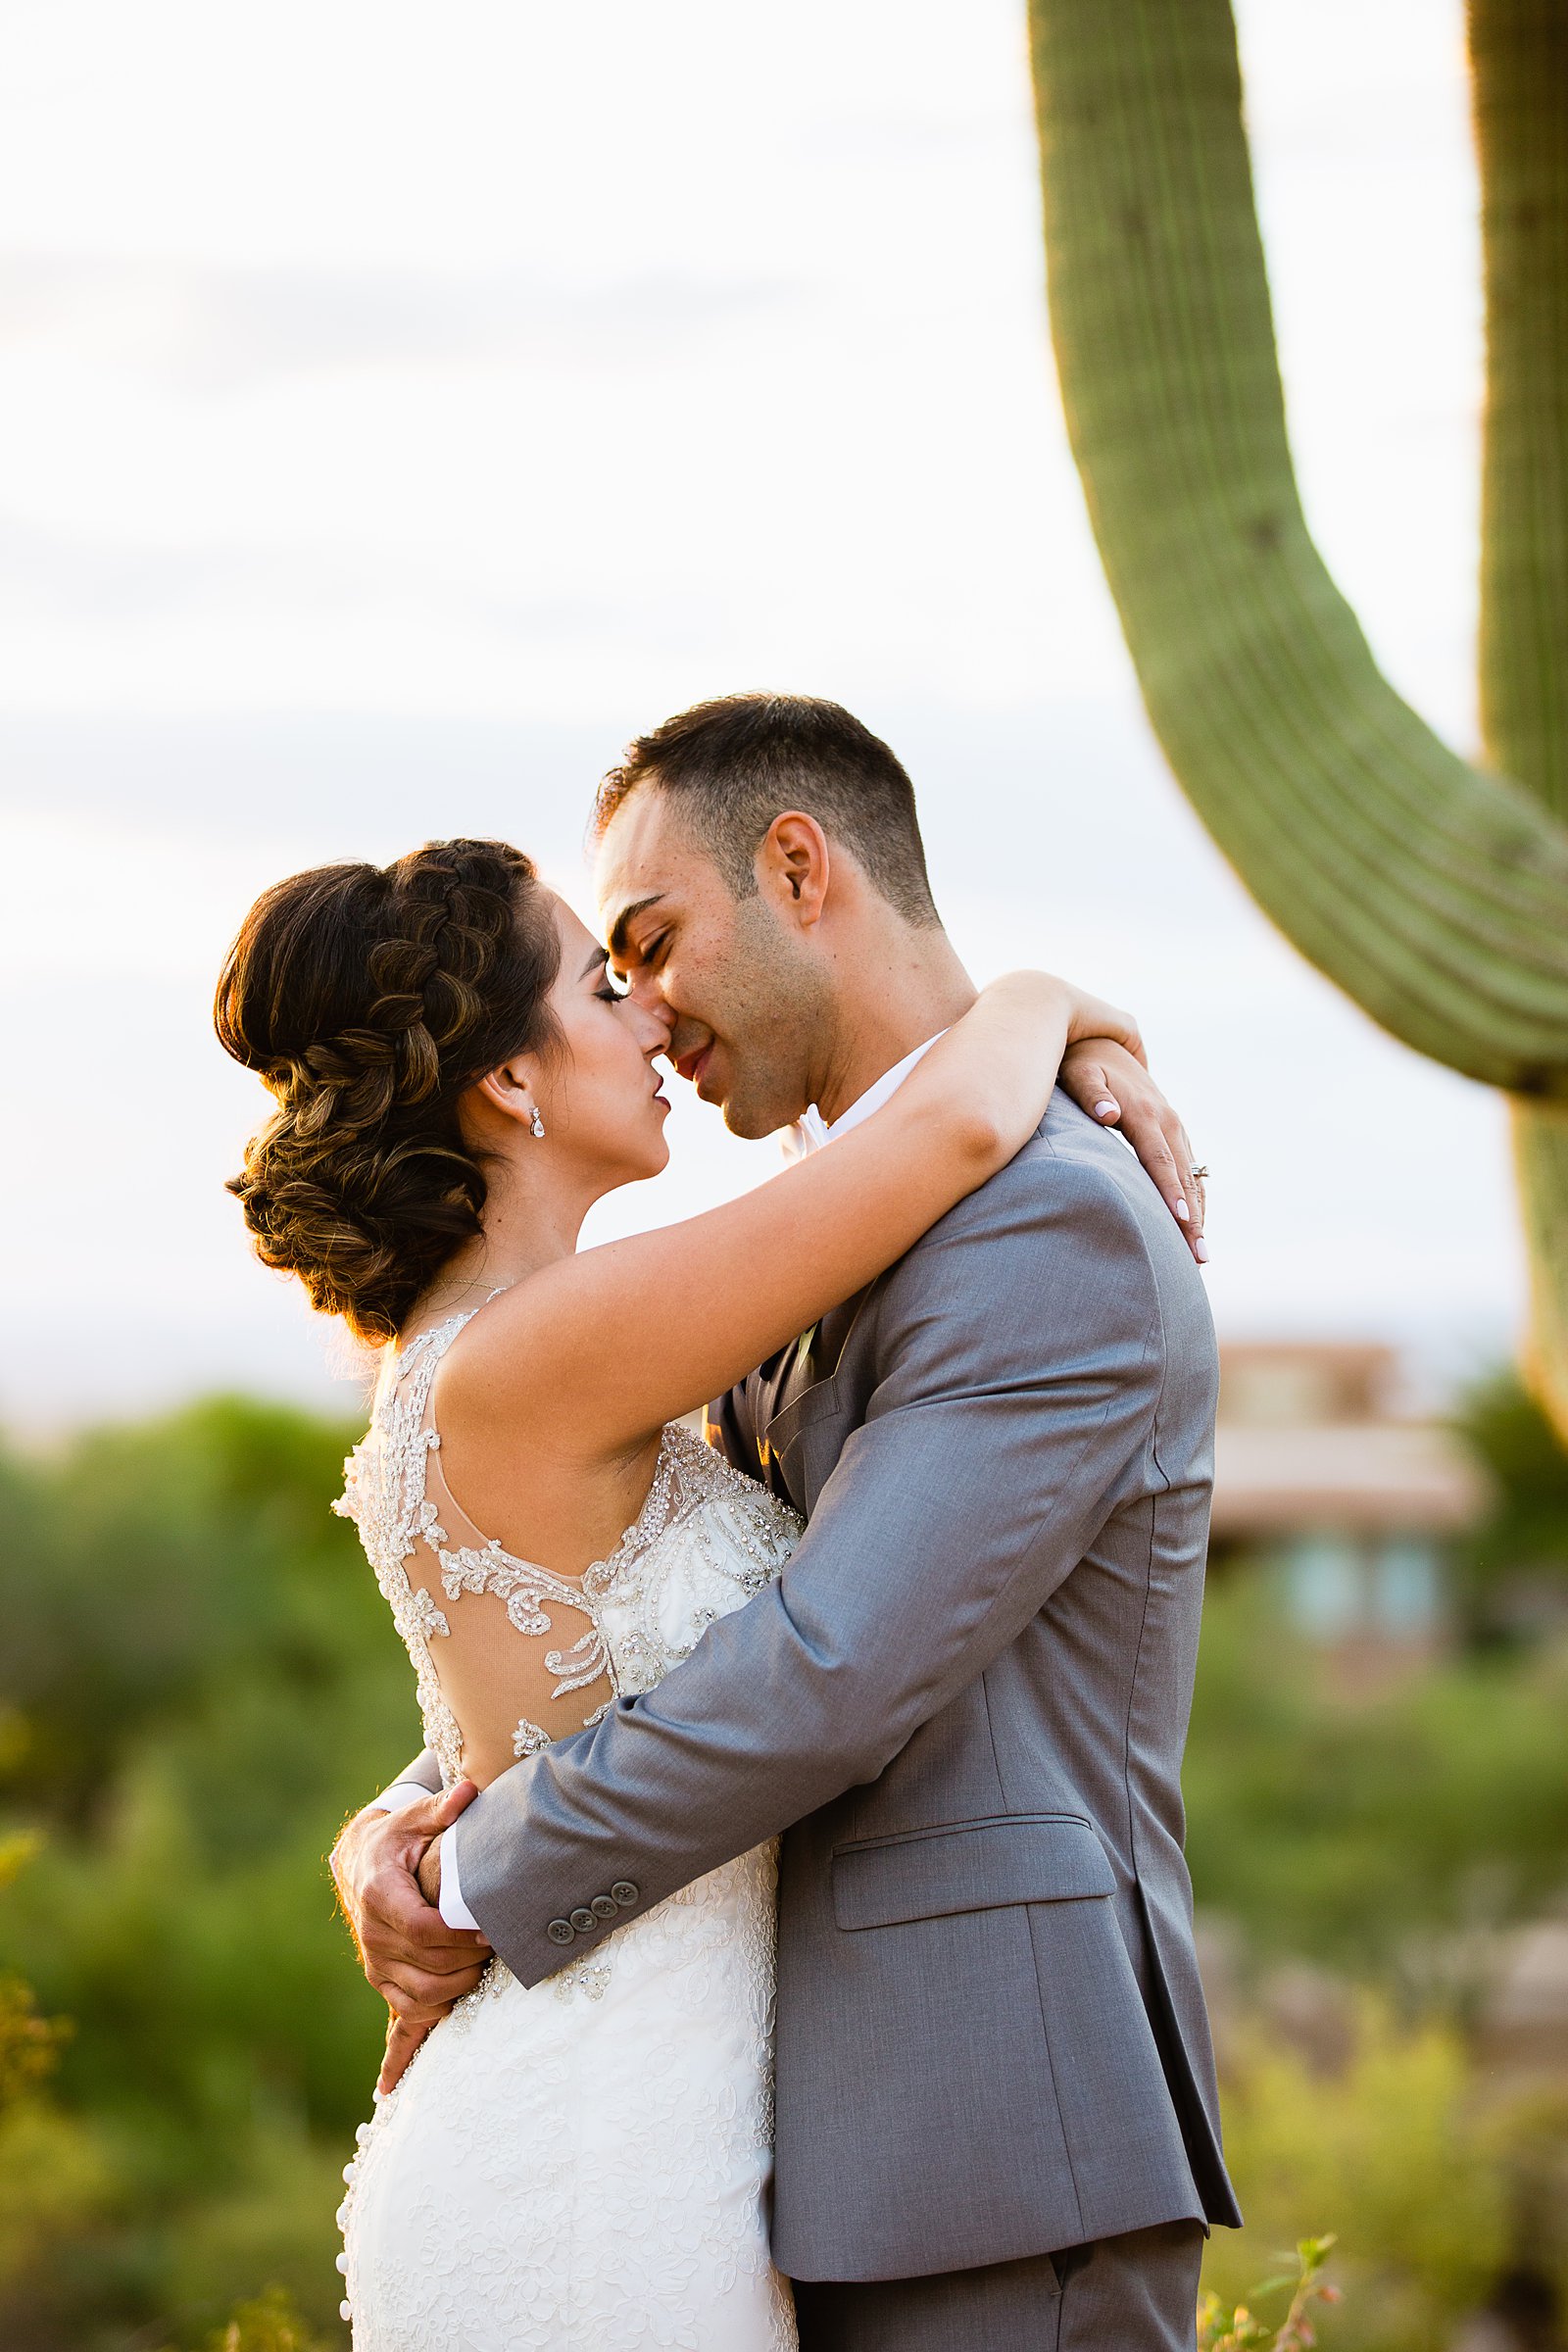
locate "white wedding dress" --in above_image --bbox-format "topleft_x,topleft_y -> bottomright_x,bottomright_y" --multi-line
332,1304 -> 802,2351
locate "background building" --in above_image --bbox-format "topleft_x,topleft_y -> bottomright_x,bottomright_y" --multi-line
1212,1342 -> 1490,1658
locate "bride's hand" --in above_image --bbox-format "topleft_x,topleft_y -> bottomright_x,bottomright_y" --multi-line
1059,1035 -> 1208,1262
977,977 -> 1205,1260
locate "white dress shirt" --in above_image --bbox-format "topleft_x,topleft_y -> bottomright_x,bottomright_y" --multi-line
782,1032 -> 946,1157
376,1031 -> 948,1929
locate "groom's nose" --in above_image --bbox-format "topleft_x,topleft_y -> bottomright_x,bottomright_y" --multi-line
616,958 -> 654,1004
631,994 -> 675,1053
624,965 -> 674,1021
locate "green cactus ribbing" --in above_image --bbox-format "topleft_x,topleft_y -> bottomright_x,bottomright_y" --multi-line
1027,0 -> 1568,1426
1475,0 -> 1568,828
1473,0 -> 1568,1423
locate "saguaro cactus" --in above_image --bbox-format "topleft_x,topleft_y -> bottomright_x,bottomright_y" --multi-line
1472,2 -> 1568,1440
1026,0 -> 1568,1430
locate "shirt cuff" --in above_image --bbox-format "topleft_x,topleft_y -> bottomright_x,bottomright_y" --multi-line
438,1822 -> 479,1931
368,1780 -> 435,1815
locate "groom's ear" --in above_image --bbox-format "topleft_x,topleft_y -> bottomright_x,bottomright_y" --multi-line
756,811 -> 830,932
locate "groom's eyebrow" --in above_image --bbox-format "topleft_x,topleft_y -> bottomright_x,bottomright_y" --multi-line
607,894 -> 665,961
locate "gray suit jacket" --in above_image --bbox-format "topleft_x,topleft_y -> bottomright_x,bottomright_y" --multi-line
439,1088 -> 1241,2279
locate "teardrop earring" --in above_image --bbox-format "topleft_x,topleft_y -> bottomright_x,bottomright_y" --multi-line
530,1108 -> 546,1139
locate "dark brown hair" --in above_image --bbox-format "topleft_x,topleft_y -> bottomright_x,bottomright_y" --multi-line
593,692 -> 939,925
215,838 -> 560,1346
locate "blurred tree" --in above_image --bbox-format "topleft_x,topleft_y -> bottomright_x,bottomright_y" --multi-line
1184,1580 -> 1568,1975
0,1834 -> 116,2348
0,1835 -> 68,2112
1026,0 -> 1568,1433
1453,1366 -> 1568,1640
0,1398 -> 411,2347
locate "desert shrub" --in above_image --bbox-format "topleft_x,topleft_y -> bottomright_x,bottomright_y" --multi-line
1199,2234 -> 1340,2350
196,2285 -> 329,2351
1202,1999 -> 1507,2352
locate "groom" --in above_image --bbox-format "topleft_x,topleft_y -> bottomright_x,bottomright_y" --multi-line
335,693 -> 1240,2347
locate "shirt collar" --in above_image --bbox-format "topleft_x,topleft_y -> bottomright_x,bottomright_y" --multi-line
782,1033 -> 947,1160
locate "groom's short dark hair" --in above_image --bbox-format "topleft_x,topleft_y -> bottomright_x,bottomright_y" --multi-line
593,692 -> 939,926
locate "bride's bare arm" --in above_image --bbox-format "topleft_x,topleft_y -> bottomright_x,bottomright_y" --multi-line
445,975 -> 1191,1458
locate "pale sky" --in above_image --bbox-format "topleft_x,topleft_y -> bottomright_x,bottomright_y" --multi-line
0,0 -> 1520,1427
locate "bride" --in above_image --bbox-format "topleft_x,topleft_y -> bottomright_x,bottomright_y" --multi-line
215,836 -> 1194,2351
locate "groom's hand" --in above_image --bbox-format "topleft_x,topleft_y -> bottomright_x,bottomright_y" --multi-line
329,1782 -> 490,2065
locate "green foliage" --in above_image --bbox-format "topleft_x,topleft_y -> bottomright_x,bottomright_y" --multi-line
1199,2235 -> 1340,2352
1452,1367 -> 1568,1633
1185,1580 -> 1568,1979
0,1838 -> 118,2339
0,1396 -> 403,1829
2,1393 -> 1566,2345
0,2096 -> 119,2305
199,2286 -> 330,2352
1202,2007 -> 1506,2350
0,1396 -> 414,2348
0,1834 -> 70,2111
0,1972 -> 68,2110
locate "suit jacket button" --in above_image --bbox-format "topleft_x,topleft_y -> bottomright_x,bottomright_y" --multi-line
547,1918 -> 575,1946
611,1881 -> 638,1908
590,1894 -> 618,1922
569,1907 -> 597,1935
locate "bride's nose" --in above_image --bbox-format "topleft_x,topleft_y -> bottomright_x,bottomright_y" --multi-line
632,999 -> 675,1056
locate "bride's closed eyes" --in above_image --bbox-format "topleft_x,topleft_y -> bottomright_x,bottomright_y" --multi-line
581,946 -> 630,1005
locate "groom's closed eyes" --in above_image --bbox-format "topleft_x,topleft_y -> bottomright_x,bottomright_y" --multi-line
607,897 -> 681,1011
608,895 -> 669,969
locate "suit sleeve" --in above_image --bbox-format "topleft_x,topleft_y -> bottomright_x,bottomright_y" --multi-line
452,1149 -> 1164,1985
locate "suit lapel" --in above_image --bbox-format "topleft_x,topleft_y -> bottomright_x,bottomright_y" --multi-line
743,1327 -> 817,1504
715,1287 -> 872,1512
760,1289 -> 870,1512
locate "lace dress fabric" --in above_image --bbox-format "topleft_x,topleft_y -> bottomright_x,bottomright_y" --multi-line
333,1306 -> 802,2351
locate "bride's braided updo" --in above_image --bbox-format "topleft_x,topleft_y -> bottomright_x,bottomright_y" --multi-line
215,838 -> 560,1345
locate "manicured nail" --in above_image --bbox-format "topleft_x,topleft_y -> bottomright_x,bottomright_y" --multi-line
1175,1198 -> 1190,1221
1195,1237 -> 1210,1262
1094,1099 -> 1118,1120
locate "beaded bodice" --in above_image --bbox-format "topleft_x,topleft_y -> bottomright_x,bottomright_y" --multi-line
334,1303 -> 802,1790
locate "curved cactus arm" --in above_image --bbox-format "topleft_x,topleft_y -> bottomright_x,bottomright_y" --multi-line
1026,0 -> 1568,1097
1475,0 -> 1568,829
1472,0 -> 1568,1425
